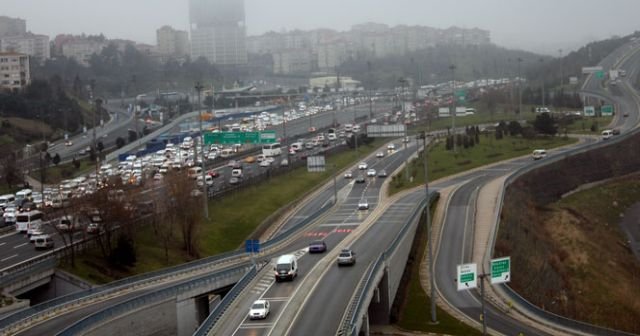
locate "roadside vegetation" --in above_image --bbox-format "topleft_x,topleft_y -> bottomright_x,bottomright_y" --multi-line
395,203 -> 483,335
500,174 -> 640,333
64,139 -> 385,283
390,116 -> 578,195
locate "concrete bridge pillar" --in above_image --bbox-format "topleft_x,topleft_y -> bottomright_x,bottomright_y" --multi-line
176,295 -> 209,336
359,313 -> 370,336
367,269 -> 390,325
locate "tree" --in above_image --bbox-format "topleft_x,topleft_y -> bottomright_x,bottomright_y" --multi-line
52,153 -> 61,166
116,137 -> 125,149
0,152 -> 21,188
97,141 -> 104,153
508,121 -> 523,136
163,173 -> 201,257
533,112 -> 557,136
72,158 -> 81,169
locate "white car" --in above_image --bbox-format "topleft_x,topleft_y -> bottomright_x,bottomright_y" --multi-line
358,162 -> 368,170
344,171 -> 353,179
387,143 -> 396,151
376,152 -> 385,158
366,169 -> 376,177
358,199 -> 369,210
260,160 -> 272,167
248,300 -> 270,320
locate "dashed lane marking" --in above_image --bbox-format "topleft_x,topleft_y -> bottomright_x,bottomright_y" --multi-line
1,254 -> 18,262
13,243 -> 27,249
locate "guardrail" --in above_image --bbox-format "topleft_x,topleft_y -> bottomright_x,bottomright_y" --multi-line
193,265 -> 260,336
0,182 -> 334,332
483,91 -> 640,334
338,191 -> 440,336
56,264 -> 253,336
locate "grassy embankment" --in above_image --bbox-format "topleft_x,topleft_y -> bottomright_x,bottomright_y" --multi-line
391,133 -> 577,334
65,140 -> 386,282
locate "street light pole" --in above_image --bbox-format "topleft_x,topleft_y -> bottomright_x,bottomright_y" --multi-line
539,58 -> 546,108
420,131 -> 437,324
449,65 -> 457,153
195,82 -> 209,219
368,61 -> 373,120
517,58 -> 523,115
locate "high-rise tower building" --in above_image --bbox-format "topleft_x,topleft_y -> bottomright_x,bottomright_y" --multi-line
189,0 -> 247,65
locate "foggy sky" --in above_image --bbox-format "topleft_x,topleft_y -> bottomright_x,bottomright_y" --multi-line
4,0 -> 640,55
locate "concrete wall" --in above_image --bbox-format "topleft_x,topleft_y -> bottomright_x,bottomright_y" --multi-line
85,299 -> 177,336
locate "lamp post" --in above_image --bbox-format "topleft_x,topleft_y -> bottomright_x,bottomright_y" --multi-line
517,58 -> 523,115
368,61 -> 373,120
449,64 -> 457,153
195,82 -> 209,219
539,58 -> 546,109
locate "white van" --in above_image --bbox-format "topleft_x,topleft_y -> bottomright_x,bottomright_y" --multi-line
16,210 -> 43,234
220,148 -> 234,158
15,189 -> 32,204
0,194 -> 15,209
188,167 -> 202,179
34,234 -> 54,250
274,254 -> 298,282
601,130 -> 613,140
532,149 -> 547,160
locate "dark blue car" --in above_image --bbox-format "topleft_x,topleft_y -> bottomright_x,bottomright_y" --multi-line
308,240 -> 327,253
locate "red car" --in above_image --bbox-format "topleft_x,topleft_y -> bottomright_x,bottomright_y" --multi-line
208,170 -> 220,178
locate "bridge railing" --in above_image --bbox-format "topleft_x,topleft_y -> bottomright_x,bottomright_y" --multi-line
193,264 -> 262,336
55,264 -> 253,336
339,192 -> 439,335
0,185 -> 333,331
485,97 -> 640,335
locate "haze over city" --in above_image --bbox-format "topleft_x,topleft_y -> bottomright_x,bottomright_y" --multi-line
3,0 -> 640,54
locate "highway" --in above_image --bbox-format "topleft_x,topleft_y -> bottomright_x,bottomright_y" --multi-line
0,99 -> 395,276
8,41 -> 640,335
8,135 -> 413,335
226,40 -> 640,336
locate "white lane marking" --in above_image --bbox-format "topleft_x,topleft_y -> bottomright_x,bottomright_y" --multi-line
238,323 -> 273,329
260,297 -> 289,302
13,242 -> 27,249
1,254 -> 18,262
319,223 -> 360,227
0,242 -> 6,247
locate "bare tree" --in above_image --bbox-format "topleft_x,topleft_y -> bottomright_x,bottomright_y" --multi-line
164,172 -> 201,257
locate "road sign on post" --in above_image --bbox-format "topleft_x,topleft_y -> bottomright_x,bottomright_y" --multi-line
457,263 -> 478,291
455,89 -> 466,103
601,105 -> 614,116
245,239 -> 260,253
490,257 -> 511,284
204,131 -> 276,145
584,106 -> 596,117
366,124 -> 406,137
307,155 -> 326,172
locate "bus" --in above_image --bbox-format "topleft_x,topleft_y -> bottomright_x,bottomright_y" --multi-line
16,210 -> 43,234
262,143 -> 282,157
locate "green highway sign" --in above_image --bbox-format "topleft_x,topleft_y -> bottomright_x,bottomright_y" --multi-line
601,105 -> 614,116
490,257 -> 511,284
596,71 -> 605,79
455,89 -> 466,102
457,263 -> 478,291
204,131 -> 277,145
584,106 -> 596,117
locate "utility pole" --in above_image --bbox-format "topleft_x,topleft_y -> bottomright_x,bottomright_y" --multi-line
420,131 -> 438,324
132,75 -> 139,141
368,61 -> 373,120
449,64 -> 457,153
195,82 -> 209,219
539,58 -> 545,108
517,58 -> 523,115
559,49 -> 564,88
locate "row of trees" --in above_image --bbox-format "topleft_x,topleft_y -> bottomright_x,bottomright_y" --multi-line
33,43 -> 222,99
53,172 -> 203,273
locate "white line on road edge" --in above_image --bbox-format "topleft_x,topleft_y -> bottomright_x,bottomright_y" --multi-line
1,254 -> 18,262
13,242 -> 28,249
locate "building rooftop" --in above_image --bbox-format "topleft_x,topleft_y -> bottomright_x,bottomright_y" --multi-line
0,51 -> 27,56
